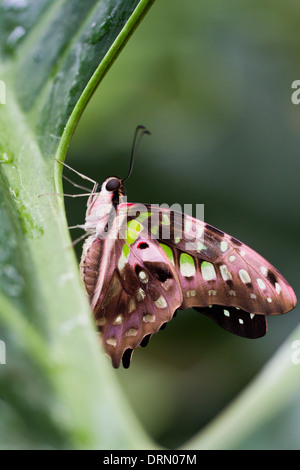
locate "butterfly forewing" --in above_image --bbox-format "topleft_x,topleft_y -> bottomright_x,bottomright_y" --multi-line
139,205 -> 296,315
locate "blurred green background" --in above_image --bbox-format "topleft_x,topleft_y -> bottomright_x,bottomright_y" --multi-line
64,0 -> 300,449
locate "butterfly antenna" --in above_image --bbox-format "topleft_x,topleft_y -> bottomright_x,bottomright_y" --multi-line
122,125 -> 151,183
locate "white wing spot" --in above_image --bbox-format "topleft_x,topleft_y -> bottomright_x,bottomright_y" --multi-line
118,251 -> 128,272
208,289 -> 216,296
106,338 -> 117,347
220,241 -> 228,252
260,266 -> 267,276
139,270 -> 149,283
257,278 -> 266,290
250,293 -> 257,299
128,298 -> 136,314
267,297 -> 272,303
137,287 -> 146,301
239,269 -> 251,284
143,314 -> 155,323
113,314 -> 123,325
125,328 -> 138,337
250,313 -> 255,319
220,264 -> 232,281
201,262 -> 217,281
187,289 -> 196,297
229,290 -> 236,296
275,282 -> 281,294
229,255 -> 236,262
155,295 -> 167,309
224,309 -> 230,317
239,318 -> 244,325
180,254 -> 196,277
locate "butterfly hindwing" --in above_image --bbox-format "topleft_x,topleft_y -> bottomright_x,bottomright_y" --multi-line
194,306 -> 267,339
81,212 -> 183,367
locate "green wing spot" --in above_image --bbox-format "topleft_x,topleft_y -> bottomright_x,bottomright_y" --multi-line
136,211 -> 151,223
160,243 -> 174,265
180,253 -> 196,277
118,243 -> 130,272
161,214 -> 170,225
126,220 -> 142,244
122,243 -> 130,257
150,225 -> 158,235
127,220 -> 142,232
201,261 -> 217,281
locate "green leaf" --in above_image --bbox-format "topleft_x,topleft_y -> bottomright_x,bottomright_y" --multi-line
182,324 -> 300,450
0,0 -> 156,449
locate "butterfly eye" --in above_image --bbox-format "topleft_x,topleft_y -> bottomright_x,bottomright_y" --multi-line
105,178 -> 121,192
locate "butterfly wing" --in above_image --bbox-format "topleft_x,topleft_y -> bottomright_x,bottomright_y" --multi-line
80,207 -> 183,368
138,205 -> 297,337
81,203 -> 297,367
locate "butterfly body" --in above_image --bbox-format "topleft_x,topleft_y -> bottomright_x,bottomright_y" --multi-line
78,174 -> 297,368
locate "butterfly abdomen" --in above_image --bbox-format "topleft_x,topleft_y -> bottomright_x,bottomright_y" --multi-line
80,235 -> 103,299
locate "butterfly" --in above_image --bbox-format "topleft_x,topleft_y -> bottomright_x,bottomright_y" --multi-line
61,126 -> 297,368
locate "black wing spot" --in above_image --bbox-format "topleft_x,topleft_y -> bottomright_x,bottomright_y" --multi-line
267,270 -> 277,286
122,348 -> 133,368
226,279 -> 234,289
231,237 -> 242,246
205,224 -> 224,237
137,242 -> 149,249
156,267 -> 173,283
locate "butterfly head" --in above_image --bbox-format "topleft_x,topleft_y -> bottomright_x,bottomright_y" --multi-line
87,176 -> 125,211
94,176 -> 125,201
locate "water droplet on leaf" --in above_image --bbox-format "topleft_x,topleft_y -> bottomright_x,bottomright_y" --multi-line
6,25 -> 26,51
0,151 -> 14,164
